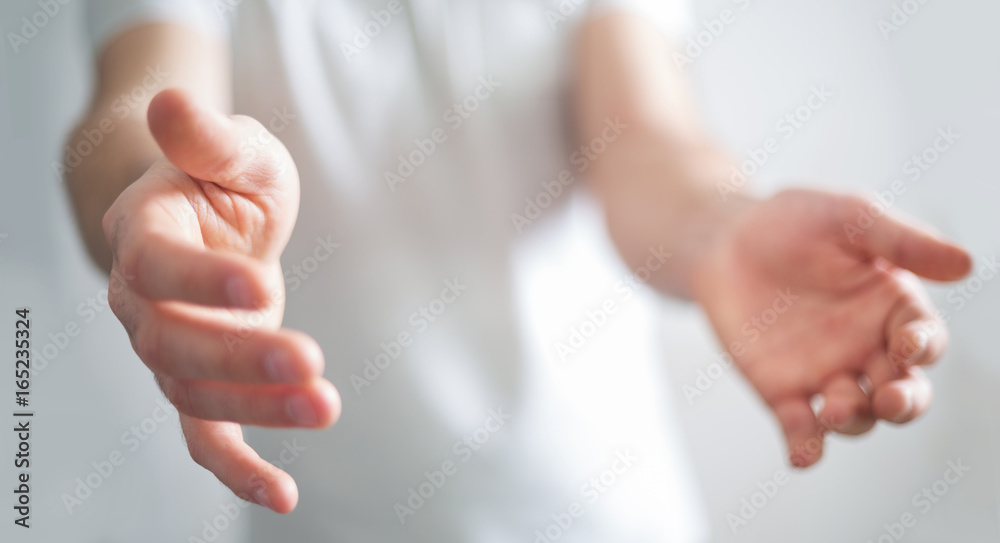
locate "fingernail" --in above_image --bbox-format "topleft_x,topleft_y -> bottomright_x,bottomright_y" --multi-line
834,413 -> 856,432
286,394 -> 318,426
892,387 -> 915,423
226,276 -> 254,307
913,330 -> 929,353
253,486 -> 271,509
265,350 -> 297,382
789,453 -> 809,469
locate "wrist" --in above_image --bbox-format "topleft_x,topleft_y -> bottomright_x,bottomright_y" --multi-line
687,192 -> 759,303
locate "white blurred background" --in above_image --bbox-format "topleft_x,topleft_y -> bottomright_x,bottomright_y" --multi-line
1,0 -> 997,541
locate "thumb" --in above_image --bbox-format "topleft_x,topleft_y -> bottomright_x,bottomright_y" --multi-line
147,88 -> 290,192
842,197 -> 972,282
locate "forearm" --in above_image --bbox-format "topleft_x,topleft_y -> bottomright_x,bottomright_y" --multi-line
66,115 -> 159,273
65,23 -> 230,272
573,13 -> 752,298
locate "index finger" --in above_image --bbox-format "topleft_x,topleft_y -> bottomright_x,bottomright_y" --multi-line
840,196 -> 971,281
106,197 -> 275,308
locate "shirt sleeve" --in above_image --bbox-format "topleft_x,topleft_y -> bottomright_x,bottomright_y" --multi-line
586,0 -> 693,39
85,0 -> 229,53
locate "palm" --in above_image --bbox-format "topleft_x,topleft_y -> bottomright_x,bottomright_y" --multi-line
693,190 -> 969,466
132,139 -> 297,262
102,90 -> 337,513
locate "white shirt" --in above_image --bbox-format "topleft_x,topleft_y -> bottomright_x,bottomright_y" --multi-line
87,0 -> 706,540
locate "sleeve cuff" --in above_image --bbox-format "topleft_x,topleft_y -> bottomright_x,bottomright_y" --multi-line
86,0 -> 229,54
586,0 -> 693,39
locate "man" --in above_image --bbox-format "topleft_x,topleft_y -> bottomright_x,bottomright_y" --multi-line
65,0 -> 971,540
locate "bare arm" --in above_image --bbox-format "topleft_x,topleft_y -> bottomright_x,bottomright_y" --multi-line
574,13 -> 971,466
64,23 -> 337,512
573,13 -> 749,298
65,23 -> 230,271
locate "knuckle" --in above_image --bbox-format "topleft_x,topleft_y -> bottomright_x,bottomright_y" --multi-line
837,193 -> 872,222
106,280 -> 123,315
107,284 -> 140,339
186,438 -> 209,469
215,344 -> 239,381
157,375 -> 194,417
155,373 -> 177,403
133,318 -> 162,369
117,243 -> 144,292
211,150 -> 245,182
101,205 -> 118,248
234,116 -> 290,180
775,402 -> 813,432
248,144 -> 289,182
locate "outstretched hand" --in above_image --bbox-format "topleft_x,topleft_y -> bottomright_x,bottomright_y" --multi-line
692,189 -> 971,467
103,89 -> 341,512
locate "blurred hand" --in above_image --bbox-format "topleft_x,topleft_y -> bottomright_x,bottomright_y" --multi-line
103,88 -> 340,512
692,189 -> 971,467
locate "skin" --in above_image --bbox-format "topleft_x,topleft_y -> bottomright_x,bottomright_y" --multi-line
67,25 -> 338,513
575,14 -> 970,466
64,15 -> 971,512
